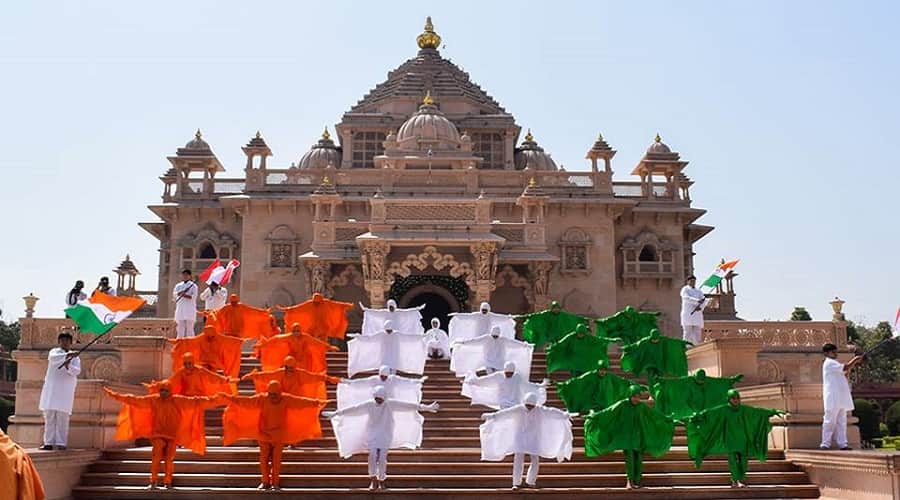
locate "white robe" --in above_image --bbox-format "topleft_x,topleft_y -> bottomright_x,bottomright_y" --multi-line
451,335 -> 533,377
200,286 -> 228,311
39,347 -> 81,414
424,327 -> 451,358
347,331 -> 427,376
172,280 -> 198,321
680,285 -> 705,327
331,400 -> 426,457
480,405 -> 573,462
360,304 -> 425,336
822,357 -> 854,411
448,312 -> 516,344
462,372 -> 546,410
337,374 -> 424,410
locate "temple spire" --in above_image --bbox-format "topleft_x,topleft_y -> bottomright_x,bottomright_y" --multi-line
416,16 -> 442,50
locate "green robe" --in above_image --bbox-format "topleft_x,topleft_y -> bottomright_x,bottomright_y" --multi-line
684,403 -> 780,472
545,331 -> 610,375
651,374 -> 743,420
584,398 -> 674,457
594,309 -> 659,345
620,336 -> 691,379
519,309 -> 588,347
556,371 -> 637,413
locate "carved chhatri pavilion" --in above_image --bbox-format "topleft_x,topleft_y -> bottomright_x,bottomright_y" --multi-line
141,17 -> 713,331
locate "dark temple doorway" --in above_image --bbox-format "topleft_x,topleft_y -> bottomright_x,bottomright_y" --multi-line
389,275 -> 468,332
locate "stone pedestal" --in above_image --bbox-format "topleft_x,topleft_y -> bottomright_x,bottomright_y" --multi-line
113,335 -> 169,384
687,337 -> 763,385
29,449 -> 102,500
786,450 -> 900,500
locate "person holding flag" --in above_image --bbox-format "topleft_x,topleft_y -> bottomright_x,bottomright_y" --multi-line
820,343 -> 864,450
680,276 -> 705,345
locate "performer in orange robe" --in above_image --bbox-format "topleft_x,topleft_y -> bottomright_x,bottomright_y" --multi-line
254,322 -> 338,373
221,380 -> 327,491
209,294 -> 273,339
278,293 -> 353,341
104,382 -> 223,489
242,355 -> 339,400
170,324 -> 243,378
0,429 -> 45,500
145,353 -> 236,396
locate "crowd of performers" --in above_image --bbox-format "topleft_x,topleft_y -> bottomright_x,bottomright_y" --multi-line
101,293 -> 784,491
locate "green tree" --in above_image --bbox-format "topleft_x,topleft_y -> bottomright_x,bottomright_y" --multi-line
790,307 -> 812,321
886,400 -> 900,436
853,399 -> 882,445
0,309 -> 20,353
850,321 -> 899,386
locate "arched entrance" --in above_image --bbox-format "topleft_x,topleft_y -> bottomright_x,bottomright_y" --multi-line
389,275 -> 468,331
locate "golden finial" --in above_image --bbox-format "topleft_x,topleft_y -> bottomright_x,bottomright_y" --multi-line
654,133 -> 662,143
195,129 -> 202,139
597,132 -> 604,141
255,130 -> 261,139
528,177 -> 537,188
322,176 -> 331,185
322,127 -> 331,140
524,129 -> 534,142
422,90 -> 434,106
416,16 -> 442,50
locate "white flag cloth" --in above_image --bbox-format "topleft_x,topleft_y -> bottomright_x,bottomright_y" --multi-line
330,400 -> 426,457
423,327 -> 451,359
448,312 -> 516,344
480,404 -> 573,462
360,304 -> 426,336
39,347 -> 81,414
462,372 -> 546,410
347,331 -> 427,376
337,374 -> 424,410
450,335 -> 533,377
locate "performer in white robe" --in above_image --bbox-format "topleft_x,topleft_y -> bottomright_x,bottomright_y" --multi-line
448,302 -> 516,344
424,317 -> 451,360
820,343 -> 864,449
462,361 -> 548,409
337,365 -> 425,410
38,332 -> 81,450
325,386 -> 439,491
199,281 -> 228,312
172,269 -> 198,338
680,275 -> 705,345
480,393 -> 574,490
360,299 -> 425,336
451,326 -> 533,377
347,320 -> 427,376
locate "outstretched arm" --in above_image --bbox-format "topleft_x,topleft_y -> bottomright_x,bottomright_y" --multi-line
282,393 -> 329,409
103,387 -> 152,408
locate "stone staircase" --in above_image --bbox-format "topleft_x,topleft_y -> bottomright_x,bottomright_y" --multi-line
72,350 -> 820,499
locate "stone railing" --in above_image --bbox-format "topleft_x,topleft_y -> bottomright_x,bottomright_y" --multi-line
18,317 -> 175,350
703,320 -> 847,351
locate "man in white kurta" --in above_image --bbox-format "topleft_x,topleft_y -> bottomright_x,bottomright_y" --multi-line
820,343 -> 864,450
451,326 -> 534,377
39,332 -> 81,450
424,317 -> 451,360
680,276 -> 705,345
200,281 -> 228,312
480,392 -> 573,490
337,365 -> 425,410
347,320 -> 427,376
448,302 -> 516,344
325,386 -> 439,491
462,361 -> 548,409
172,269 -> 198,338
360,299 -> 425,336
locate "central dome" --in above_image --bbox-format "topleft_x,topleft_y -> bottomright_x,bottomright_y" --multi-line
396,92 -> 461,147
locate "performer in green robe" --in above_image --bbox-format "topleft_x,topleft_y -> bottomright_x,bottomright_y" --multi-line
517,301 -> 588,348
545,324 -> 612,376
584,385 -> 674,489
683,389 -> 784,488
556,359 -> 639,413
620,329 -> 691,384
651,369 -> 743,420
594,306 -> 659,345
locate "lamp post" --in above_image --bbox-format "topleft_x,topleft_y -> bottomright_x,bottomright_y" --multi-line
829,296 -> 845,321
22,293 -> 39,318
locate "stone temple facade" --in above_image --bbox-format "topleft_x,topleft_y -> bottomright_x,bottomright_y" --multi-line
141,17 -> 713,333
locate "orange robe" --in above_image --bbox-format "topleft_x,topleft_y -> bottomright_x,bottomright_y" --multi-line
278,295 -> 353,341
144,365 -> 236,396
209,303 -> 273,339
169,332 -> 243,378
0,429 -> 45,500
254,332 -> 337,373
242,368 -> 339,400
104,389 -> 222,455
221,393 -> 327,446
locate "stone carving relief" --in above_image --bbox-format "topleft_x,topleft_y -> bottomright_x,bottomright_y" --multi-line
270,244 -> 294,268
559,227 -> 592,274
757,359 -> 784,383
470,242 -> 499,281
386,246 -> 475,286
89,355 -> 122,381
528,262 -> 553,298
177,223 -> 238,249
267,287 -> 296,308
326,264 -> 365,296
265,225 -> 301,269
494,265 -> 533,306
385,204 -> 475,221
361,241 -> 390,282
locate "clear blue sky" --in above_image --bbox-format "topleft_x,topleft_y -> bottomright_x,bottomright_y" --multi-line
1,1 -> 897,326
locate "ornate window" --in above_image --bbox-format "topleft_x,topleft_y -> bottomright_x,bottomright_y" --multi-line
620,230 -> 678,286
558,227 -> 593,276
265,225 -> 301,269
351,131 -> 386,168
471,132 -> 504,169
177,224 -> 238,274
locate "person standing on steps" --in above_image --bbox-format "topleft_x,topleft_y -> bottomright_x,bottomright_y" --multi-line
172,269 -> 198,339
680,275 -> 706,346
820,343 -> 864,450
39,332 -> 81,450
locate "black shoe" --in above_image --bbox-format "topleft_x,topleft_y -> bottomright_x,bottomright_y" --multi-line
840,446 -> 853,450
55,446 -> 67,451
39,445 -> 53,451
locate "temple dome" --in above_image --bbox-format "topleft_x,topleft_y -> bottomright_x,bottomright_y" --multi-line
514,130 -> 558,171
396,92 -> 461,146
184,129 -> 210,150
647,133 -> 672,154
298,128 -> 342,169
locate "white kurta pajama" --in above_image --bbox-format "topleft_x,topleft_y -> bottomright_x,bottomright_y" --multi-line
424,326 -> 451,359
821,357 -> 854,448
480,404 -> 573,487
451,335 -> 533,377
462,372 -> 547,409
448,311 -> 516,344
200,285 -> 228,312
337,374 -> 424,410
39,347 -> 81,447
680,285 -> 705,345
172,280 -> 198,338
360,302 -> 426,336
347,331 -> 427,376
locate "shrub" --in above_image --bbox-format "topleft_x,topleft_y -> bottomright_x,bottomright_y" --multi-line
853,399 -> 882,443
886,400 -> 900,436
0,397 -> 13,432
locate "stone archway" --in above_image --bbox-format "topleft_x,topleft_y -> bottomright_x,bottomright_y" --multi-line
389,275 -> 468,331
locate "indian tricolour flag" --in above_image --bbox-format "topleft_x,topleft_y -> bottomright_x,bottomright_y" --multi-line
64,292 -> 146,335
700,259 -> 740,291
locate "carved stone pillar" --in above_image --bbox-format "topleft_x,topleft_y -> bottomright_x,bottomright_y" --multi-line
361,241 -> 390,307
470,242 -> 498,305
528,261 -> 553,311
306,261 -> 332,297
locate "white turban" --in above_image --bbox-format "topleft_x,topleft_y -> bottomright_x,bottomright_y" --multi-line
373,385 -> 387,399
378,365 -> 391,377
523,392 -> 538,405
386,299 -> 397,310
431,317 -> 440,327
503,361 -> 516,373
383,320 -> 394,331
480,302 -> 491,312
491,325 -> 501,337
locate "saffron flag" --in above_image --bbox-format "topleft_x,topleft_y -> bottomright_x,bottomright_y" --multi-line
64,292 -> 145,335
199,259 -> 240,286
700,259 -> 739,291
